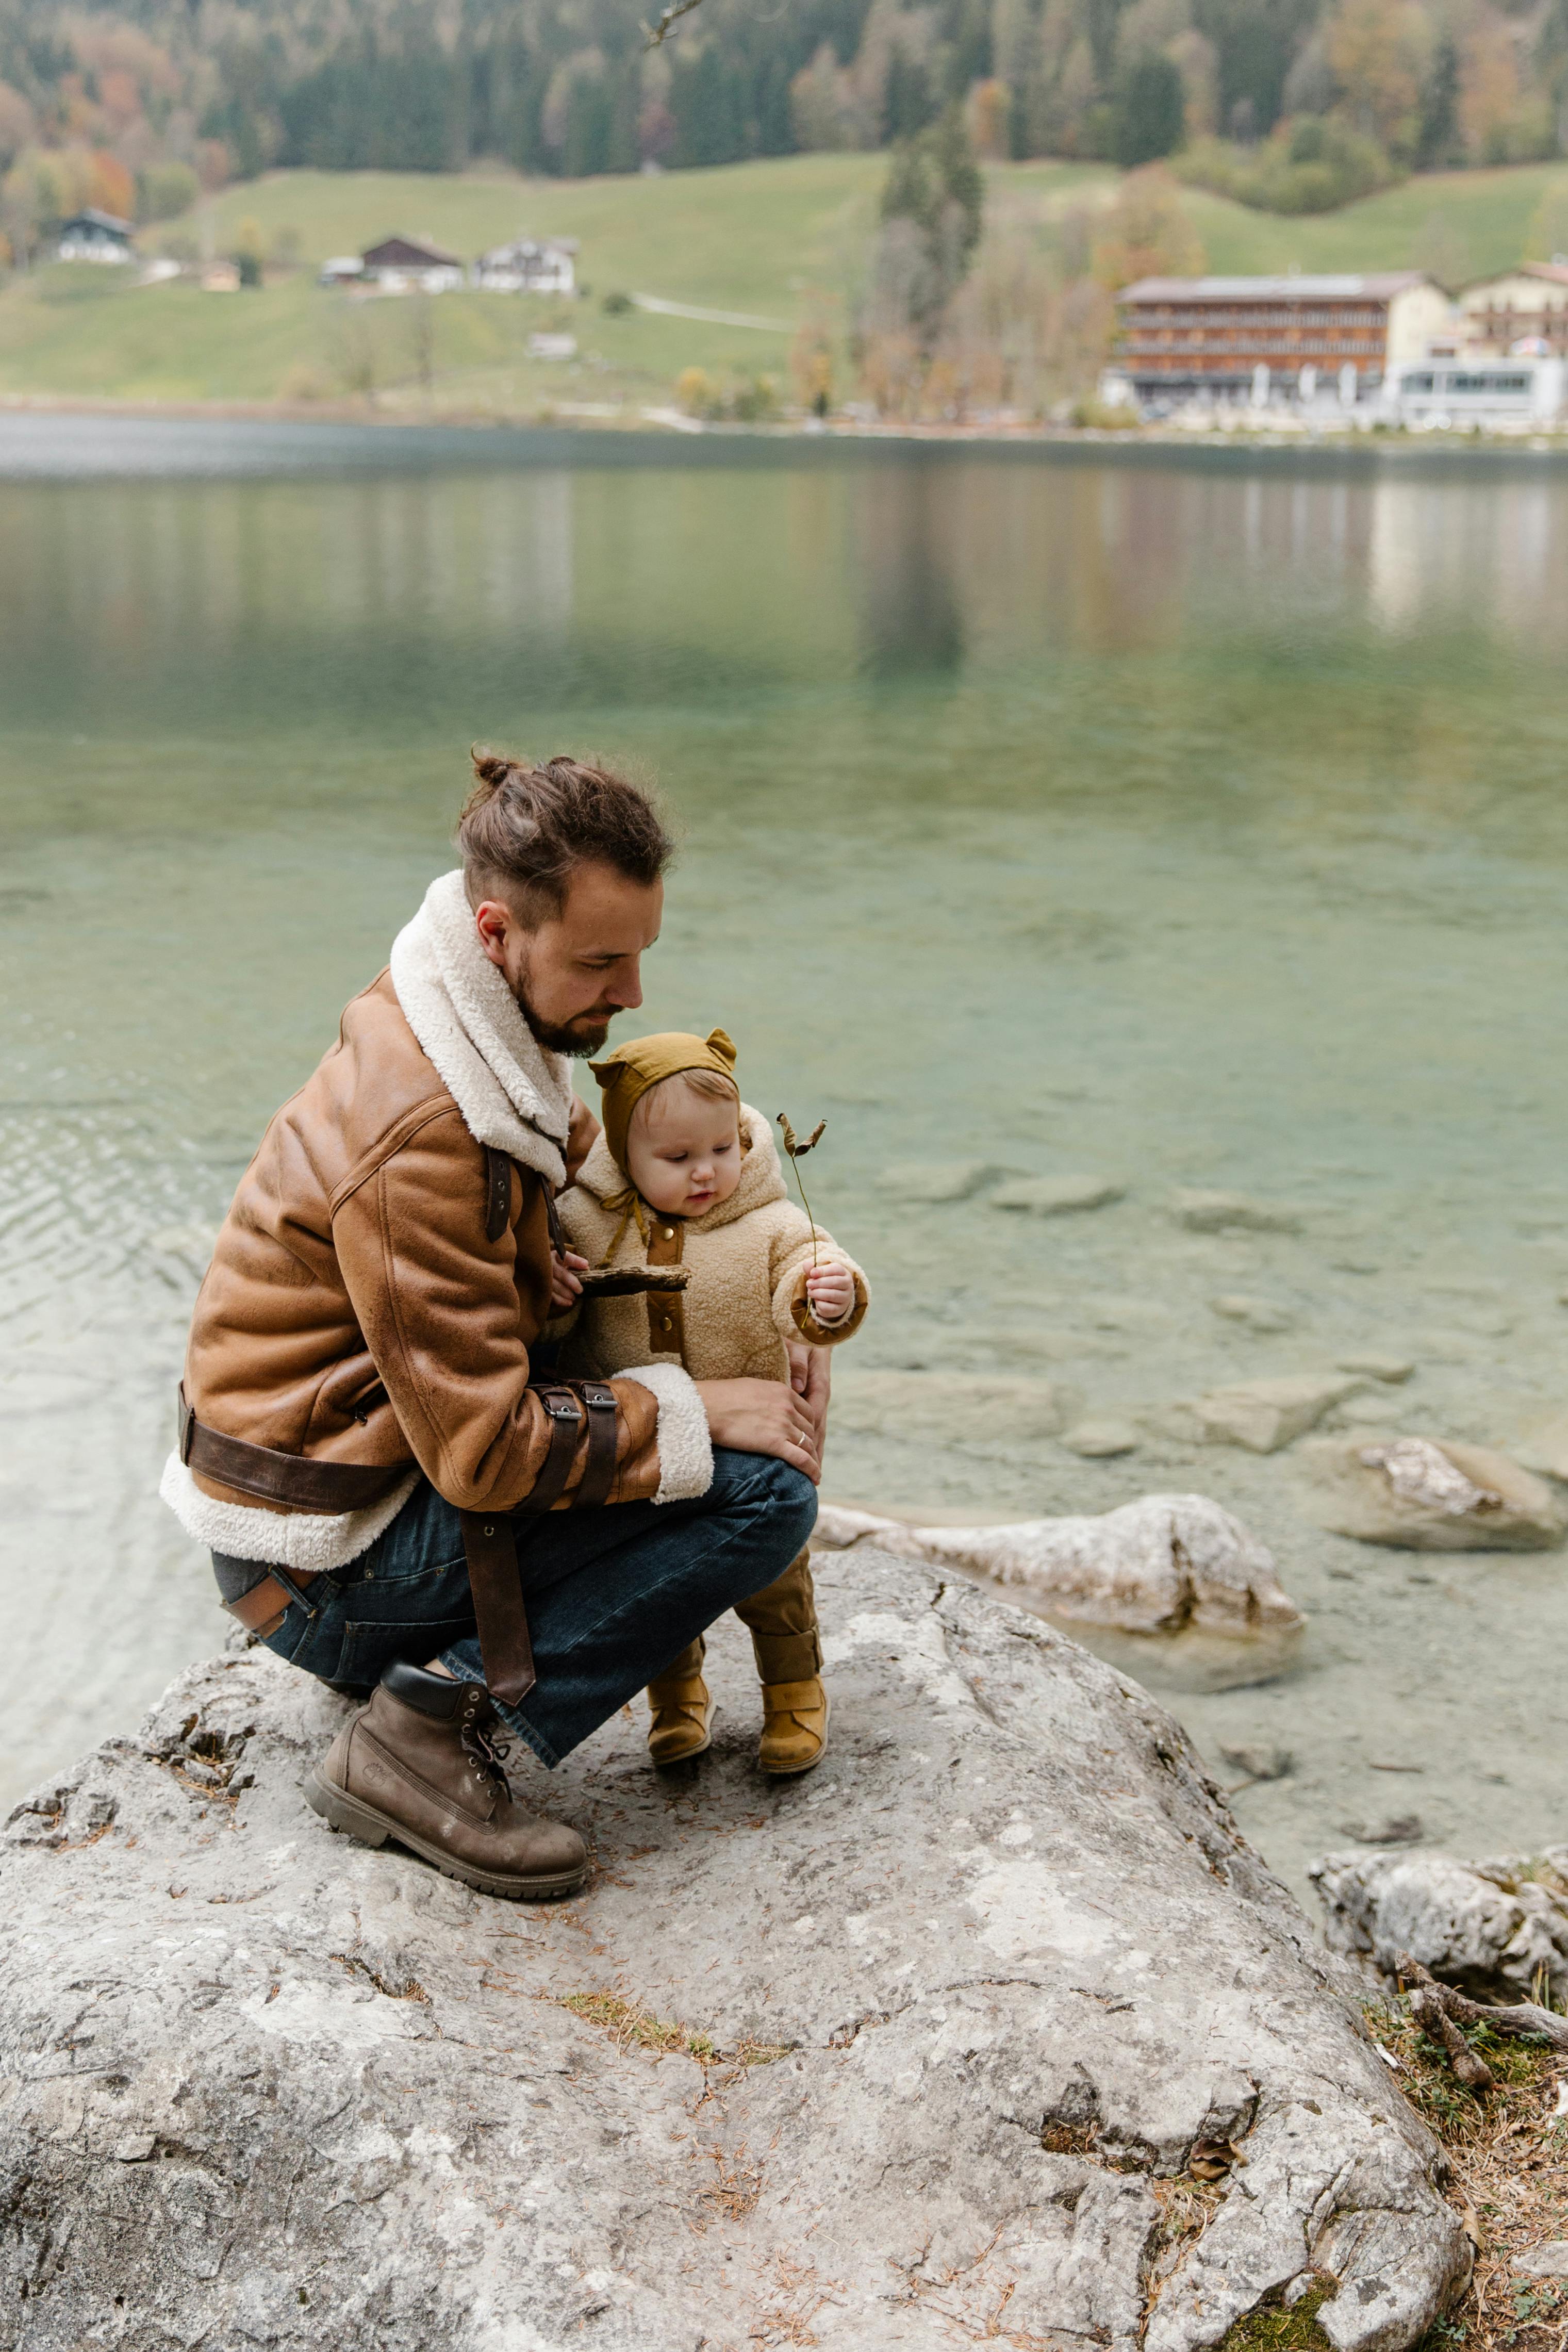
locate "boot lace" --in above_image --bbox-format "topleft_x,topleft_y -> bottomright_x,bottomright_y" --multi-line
461,1718 -> 513,1797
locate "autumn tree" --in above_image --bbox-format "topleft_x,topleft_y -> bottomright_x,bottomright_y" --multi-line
1091,166 -> 1206,288
1324,0 -> 1431,155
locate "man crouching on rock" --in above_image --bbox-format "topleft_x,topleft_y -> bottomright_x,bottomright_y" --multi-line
160,748 -> 822,1902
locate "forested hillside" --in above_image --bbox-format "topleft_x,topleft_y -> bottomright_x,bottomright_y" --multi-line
0,0 -> 1566,262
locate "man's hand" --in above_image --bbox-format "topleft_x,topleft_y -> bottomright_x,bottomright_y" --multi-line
784,1340 -> 832,1456
549,1250 -> 589,1311
696,1376 -> 822,1484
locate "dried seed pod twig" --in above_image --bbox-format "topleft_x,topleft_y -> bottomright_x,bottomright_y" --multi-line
777,1113 -> 827,1270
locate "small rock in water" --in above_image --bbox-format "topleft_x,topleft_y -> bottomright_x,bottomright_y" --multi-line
877,1160 -> 1000,1204
1060,1418 -> 1140,1458
1335,1393 -> 1403,1425
1336,1353 -> 1415,1385
989,1174 -> 1126,1216
1219,1743 -> 1293,1782
1339,1815 -> 1425,1846
1197,1375 -> 1361,1454
1515,2246 -> 1568,2279
1210,1294 -> 1296,1334
1174,1189 -> 1303,1235
1299,1435 -> 1566,1551
1513,1411 -> 1568,1482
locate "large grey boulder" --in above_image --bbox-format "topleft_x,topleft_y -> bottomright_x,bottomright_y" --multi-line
0,1544 -> 1466,2352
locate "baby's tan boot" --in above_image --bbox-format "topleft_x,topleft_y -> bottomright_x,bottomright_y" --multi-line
645,1638 -> 714,1766
752,1628 -> 830,1776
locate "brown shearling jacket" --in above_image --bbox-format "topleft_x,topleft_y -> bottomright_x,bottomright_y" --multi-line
183,971 -> 662,1518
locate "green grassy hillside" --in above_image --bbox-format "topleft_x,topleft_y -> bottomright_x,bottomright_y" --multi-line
0,152 -> 1564,414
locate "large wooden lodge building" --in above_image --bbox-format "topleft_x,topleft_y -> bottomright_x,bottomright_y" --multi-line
1113,272 -> 1451,402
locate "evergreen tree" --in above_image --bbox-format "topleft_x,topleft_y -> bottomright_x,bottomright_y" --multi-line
1112,53 -> 1186,163
1416,37 -> 1460,169
879,102 -> 984,342
884,49 -> 936,139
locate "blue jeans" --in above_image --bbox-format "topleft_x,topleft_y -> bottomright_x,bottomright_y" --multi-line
254,1449 -> 818,1769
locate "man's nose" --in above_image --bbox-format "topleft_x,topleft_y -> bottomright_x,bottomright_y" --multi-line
604,958 -> 642,1011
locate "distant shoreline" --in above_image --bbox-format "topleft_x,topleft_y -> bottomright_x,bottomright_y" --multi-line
3,394 -> 1567,475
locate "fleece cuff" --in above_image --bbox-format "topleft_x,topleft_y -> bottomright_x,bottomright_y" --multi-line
617,1364 -> 714,1504
158,1453 -> 420,1572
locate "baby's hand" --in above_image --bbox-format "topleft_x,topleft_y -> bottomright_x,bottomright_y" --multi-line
550,1251 -> 589,1311
805,1263 -> 854,1325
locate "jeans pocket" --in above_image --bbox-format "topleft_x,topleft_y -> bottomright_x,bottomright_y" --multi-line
337,1616 -> 474,1691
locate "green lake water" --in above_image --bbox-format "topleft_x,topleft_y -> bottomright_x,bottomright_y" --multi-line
4,416 -> 1568,1898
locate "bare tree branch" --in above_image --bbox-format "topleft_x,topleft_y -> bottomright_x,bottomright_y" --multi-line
642,0 -> 704,46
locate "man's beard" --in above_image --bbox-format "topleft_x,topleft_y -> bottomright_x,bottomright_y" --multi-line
514,968 -> 615,1058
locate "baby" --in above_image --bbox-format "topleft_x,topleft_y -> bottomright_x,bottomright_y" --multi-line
549,1027 -> 868,1775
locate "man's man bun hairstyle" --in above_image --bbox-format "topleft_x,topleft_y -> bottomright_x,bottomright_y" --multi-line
458,746 -> 674,924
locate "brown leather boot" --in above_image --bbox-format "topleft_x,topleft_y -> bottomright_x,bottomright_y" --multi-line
645,1638 -> 715,1766
306,1663 -> 587,1900
752,1627 -> 830,1777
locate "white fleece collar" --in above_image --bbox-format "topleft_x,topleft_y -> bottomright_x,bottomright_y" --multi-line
389,868 -> 574,1187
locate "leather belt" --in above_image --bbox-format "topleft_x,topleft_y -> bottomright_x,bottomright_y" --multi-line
225,1562 -> 322,1640
179,1387 -> 405,1514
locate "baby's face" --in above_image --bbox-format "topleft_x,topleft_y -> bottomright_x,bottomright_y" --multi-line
626,1080 -> 742,1219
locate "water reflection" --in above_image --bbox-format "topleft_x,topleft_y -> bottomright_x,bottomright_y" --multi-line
854,467 -> 964,678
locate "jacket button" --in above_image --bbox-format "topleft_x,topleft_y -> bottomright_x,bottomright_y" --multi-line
661,1315 -> 673,1331
663,1226 -> 674,1239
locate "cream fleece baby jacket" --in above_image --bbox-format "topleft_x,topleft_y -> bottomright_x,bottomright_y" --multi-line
551,1104 -> 869,1383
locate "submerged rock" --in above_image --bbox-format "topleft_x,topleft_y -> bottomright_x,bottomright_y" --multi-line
1513,1411 -> 1568,1482
1173,1190 -> 1303,1235
813,1493 -> 1305,1639
831,1368 -> 1076,1448
1336,1354 -> 1416,1386
1210,1295 -> 1297,1334
1061,1417 -> 1141,1458
1219,1744 -> 1294,1784
0,1548 -> 1464,2352
989,1174 -> 1127,1216
1310,1844 -> 1568,2006
1298,1436 -> 1566,1550
1336,1815 -> 1426,1848
876,1160 -> 1001,1203
1197,1374 -> 1362,1454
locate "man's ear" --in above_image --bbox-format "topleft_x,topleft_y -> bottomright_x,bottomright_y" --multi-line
473,899 -> 511,969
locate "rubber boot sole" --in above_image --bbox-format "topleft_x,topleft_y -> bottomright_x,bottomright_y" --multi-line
648,1692 -> 716,1769
758,1692 -> 831,1777
304,1770 -> 587,1902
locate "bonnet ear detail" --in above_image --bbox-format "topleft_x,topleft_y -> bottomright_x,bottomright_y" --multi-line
705,1028 -> 737,1070
588,1052 -> 628,1087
